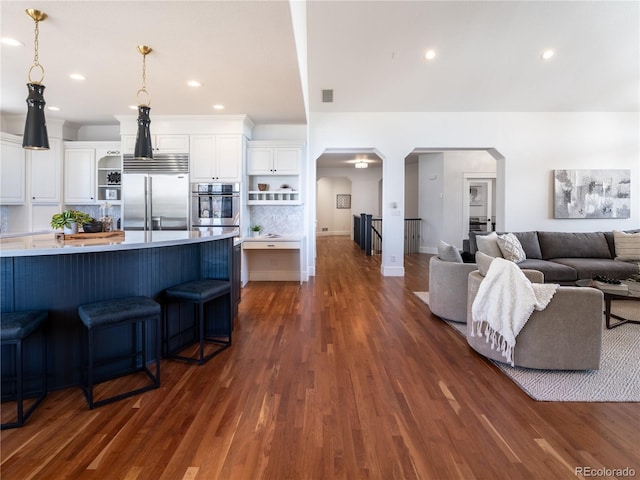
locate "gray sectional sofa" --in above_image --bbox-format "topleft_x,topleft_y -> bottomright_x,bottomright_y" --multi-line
468,230 -> 639,284
428,229 -> 639,323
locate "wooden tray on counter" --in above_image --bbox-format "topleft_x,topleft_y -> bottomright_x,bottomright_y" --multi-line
55,230 -> 125,240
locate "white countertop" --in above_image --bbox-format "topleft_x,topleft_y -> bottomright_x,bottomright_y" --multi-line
241,233 -> 303,242
0,228 -> 239,257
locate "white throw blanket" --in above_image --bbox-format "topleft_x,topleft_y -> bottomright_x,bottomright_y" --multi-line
471,258 -> 559,366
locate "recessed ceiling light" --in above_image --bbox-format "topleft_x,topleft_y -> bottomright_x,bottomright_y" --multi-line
541,49 -> 555,60
213,104 -> 225,110
129,105 -> 138,110
69,73 -> 86,81
47,106 -> 60,111
424,49 -> 437,60
355,161 -> 368,169
1,37 -> 23,47
187,80 -> 202,87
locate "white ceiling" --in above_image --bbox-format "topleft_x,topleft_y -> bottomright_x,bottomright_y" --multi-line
1,1 -> 638,130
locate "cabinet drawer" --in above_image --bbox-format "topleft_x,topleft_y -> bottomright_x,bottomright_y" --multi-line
243,241 -> 301,250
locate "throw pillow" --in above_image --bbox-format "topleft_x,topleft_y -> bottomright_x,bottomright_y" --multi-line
476,232 -> 503,258
497,233 -> 526,263
437,240 -> 463,263
613,230 -> 640,261
475,252 -> 494,276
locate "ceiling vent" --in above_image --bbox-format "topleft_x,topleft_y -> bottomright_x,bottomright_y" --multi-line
322,89 -> 333,103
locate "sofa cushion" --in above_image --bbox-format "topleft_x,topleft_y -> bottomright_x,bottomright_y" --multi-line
551,257 -> 639,281
613,230 -> 640,261
497,233 -> 526,263
512,231 -> 542,259
437,240 -> 463,263
475,252 -> 495,276
516,259 -> 578,283
538,231 -> 611,259
476,232 -> 503,258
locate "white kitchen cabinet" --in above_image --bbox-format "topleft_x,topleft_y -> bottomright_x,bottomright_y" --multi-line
30,137 -> 62,203
64,147 -> 96,203
0,133 -> 25,205
95,147 -> 122,203
122,134 -> 189,154
247,142 -> 301,175
246,141 -> 303,205
190,134 -> 242,182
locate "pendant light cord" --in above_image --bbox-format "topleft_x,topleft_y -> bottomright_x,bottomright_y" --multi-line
28,18 -> 45,84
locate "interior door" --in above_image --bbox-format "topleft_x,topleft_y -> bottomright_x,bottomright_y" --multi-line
464,178 -> 494,240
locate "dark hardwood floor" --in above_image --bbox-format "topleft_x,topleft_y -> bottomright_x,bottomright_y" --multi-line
2,235 -> 638,479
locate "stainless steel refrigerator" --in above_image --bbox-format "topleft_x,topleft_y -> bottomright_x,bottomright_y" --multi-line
122,154 -> 190,231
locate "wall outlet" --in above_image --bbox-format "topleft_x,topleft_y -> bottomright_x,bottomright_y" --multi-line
391,255 -> 396,262
322,227 -> 328,231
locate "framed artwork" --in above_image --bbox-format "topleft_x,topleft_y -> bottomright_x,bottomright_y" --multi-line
336,194 -> 351,209
553,169 -> 631,219
469,184 -> 485,206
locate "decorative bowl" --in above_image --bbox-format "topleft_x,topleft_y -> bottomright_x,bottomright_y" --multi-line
258,183 -> 268,191
82,221 -> 104,233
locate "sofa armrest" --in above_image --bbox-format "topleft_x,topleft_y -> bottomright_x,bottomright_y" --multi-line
521,269 -> 544,283
428,256 -> 478,323
466,271 -> 604,370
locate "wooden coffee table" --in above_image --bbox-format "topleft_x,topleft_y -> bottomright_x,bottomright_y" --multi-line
575,279 -> 640,329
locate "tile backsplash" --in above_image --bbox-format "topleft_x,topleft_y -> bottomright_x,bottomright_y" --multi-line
248,205 -> 304,236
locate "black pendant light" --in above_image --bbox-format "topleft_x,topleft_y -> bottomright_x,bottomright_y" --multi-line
23,9 -> 49,150
134,45 -> 153,159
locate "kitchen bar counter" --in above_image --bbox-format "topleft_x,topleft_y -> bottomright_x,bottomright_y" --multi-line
1,227 -> 239,257
1,229 -> 239,390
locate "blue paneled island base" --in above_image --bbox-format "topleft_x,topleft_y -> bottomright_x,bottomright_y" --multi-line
1,230 -> 238,390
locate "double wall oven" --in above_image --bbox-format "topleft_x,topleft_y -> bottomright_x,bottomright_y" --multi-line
191,183 -> 240,229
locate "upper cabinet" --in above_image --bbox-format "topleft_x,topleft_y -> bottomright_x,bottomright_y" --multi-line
247,143 -> 301,175
30,137 -> 62,204
246,141 -> 304,205
190,134 -> 242,183
121,134 -> 189,154
0,133 -> 25,205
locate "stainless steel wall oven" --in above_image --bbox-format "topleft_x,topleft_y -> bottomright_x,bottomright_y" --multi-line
191,183 -> 240,228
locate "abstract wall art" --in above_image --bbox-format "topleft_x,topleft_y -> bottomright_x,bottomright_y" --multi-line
553,169 -> 631,219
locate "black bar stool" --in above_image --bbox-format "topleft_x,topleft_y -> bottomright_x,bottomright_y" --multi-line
164,279 -> 232,364
1,310 -> 48,429
78,296 -> 161,409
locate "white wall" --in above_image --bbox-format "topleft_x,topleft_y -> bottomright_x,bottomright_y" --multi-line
316,176 -> 352,235
307,112 -> 640,277
317,165 -> 382,218
405,161 -> 419,218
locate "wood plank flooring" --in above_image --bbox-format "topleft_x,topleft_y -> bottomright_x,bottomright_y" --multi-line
2,235 -> 638,479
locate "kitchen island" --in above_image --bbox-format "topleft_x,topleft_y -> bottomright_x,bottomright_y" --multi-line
1,228 -> 240,390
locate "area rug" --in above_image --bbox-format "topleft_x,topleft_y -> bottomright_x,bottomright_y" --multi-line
414,291 -> 640,402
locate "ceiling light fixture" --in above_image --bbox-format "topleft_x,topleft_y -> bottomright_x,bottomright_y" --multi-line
2,37 -> 23,47
213,104 -> 225,110
187,80 -> 202,87
22,8 -> 49,150
541,49 -> 555,60
424,49 -> 436,61
134,45 -> 153,159
69,73 -> 86,81
355,161 -> 368,169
